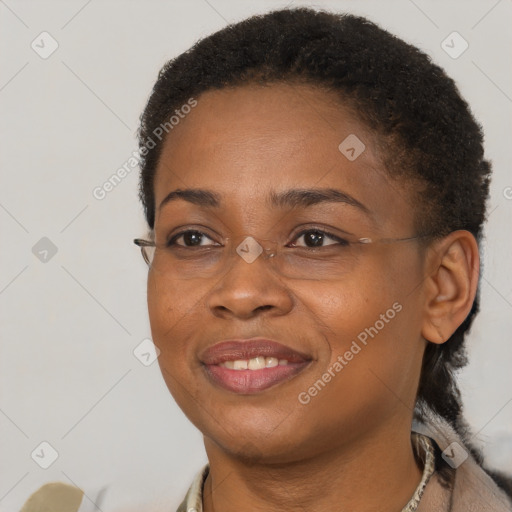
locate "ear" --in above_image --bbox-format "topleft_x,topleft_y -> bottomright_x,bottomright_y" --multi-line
421,230 -> 480,344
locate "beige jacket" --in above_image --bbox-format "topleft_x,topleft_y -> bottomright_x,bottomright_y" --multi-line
414,417 -> 512,511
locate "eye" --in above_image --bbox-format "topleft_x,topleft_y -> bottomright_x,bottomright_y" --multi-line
290,229 -> 349,248
167,230 -> 219,248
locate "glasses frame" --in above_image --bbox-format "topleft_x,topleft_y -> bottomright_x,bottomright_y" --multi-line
133,231 -> 433,269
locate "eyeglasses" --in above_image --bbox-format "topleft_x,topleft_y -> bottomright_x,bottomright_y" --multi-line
133,229 -> 431,281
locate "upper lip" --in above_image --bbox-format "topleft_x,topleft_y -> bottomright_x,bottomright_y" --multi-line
200,338 -> 312,365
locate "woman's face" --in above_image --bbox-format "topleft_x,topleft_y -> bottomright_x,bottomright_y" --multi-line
148,83 -> 428,462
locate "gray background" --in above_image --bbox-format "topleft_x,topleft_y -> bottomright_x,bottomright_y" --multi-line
1,1 -> 511,511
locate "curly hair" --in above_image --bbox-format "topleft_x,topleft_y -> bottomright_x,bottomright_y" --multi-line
137,7 -> 501,489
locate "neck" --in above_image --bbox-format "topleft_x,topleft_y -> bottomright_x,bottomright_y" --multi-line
202,419 -> 423,512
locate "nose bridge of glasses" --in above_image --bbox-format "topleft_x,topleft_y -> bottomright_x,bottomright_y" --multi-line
227,235 -> 278,266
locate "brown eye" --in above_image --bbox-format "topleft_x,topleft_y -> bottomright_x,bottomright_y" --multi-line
291,229 -> 348,248
168,230 -> 217,247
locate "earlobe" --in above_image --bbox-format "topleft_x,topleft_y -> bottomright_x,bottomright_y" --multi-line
421,231 -> 480,345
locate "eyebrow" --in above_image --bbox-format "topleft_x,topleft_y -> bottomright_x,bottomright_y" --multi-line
158,187 -> 370,214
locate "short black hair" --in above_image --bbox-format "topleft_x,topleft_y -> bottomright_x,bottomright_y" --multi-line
137,7 -> 495,486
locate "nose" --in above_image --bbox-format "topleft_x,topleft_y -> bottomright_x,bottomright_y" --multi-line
205,251 -> 294,320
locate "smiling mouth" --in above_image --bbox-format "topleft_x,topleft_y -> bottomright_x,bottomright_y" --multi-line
199,338 -> 313,394
202,356 -> 312,394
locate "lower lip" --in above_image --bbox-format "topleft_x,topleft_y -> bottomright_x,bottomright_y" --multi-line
203,362 -> 311,394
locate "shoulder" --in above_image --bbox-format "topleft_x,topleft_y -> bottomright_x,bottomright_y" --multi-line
415,417 -> 512,512
454,457 -> 512,510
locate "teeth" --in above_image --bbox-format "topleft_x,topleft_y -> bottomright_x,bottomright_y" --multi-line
219,356 -> 290,370
265,357 -> 278,368
233,360 -> 248,370
248,356 -> 266,370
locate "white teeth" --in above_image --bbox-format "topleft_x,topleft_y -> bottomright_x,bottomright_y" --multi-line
265,357 -> 279,368
248,356 -> 266,370
219,356 -> 290,370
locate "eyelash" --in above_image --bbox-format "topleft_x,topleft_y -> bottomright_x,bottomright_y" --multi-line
166,228 -> 350,248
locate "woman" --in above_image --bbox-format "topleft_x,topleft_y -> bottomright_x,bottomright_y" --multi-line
133,7 -> 512,512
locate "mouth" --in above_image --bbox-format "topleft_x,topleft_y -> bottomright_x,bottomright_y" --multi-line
200,338 -> 313,394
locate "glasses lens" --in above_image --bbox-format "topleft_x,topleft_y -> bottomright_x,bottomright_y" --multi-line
146,235 -> 360,280
142,245 -> 156,266
277,246 -> 358,280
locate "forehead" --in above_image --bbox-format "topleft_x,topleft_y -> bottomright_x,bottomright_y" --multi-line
153,83 -> 416,235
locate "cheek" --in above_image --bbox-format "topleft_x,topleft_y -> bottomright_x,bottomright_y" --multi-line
147,273 -> 176,342
147,273 -> 202,376
147,272 -> 202,335
306,254 -> 424,389
147,273 -> 214,423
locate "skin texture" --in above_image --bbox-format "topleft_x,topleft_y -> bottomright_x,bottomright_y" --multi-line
146,83 -> 479,512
